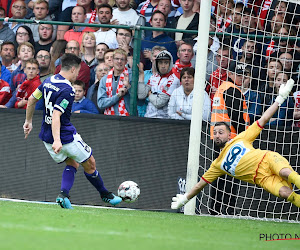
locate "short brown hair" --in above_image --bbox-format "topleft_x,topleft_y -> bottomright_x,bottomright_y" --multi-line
34,0 -> 49,9
25,58 -> 39,68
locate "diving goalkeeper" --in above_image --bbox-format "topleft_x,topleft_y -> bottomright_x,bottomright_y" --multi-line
171,79 -> 300,210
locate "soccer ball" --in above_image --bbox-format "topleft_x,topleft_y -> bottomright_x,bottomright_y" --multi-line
118,181 -> 140,203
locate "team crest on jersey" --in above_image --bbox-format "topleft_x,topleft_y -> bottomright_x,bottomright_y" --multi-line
60,99 -> 69,109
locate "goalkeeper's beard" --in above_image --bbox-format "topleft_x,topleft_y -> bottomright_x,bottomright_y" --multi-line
214,138 -> 228,148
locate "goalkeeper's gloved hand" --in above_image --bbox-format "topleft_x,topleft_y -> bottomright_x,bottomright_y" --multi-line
171,194 -> 189,209
275,79 -> 294,106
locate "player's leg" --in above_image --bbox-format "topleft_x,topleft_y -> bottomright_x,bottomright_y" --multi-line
70,133 -> 122,205
267,152 -> 300,189
56,158 -> 79,209
278,186 -> 300,208
43,142 -> 76,209
82,156 -> 122,206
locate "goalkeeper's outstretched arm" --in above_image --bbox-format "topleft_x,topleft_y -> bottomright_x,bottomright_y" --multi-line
257,79 -> 294,128
171,178 -> 208,209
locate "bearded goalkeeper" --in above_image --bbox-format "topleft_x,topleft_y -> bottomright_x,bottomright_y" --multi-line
172,79 -> 300,210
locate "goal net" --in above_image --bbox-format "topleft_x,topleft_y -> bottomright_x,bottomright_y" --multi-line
187,0 -> 300,222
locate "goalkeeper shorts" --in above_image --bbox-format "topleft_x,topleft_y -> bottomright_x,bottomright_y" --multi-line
255,152 -> 293,197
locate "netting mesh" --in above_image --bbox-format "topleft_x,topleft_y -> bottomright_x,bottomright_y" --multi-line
193,0 -> 300,221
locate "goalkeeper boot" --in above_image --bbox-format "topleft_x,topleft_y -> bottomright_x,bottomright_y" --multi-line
101,192 -> 122,206
56,192 -> 73,209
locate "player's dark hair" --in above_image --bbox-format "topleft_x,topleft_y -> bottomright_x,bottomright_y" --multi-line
180,67 -> 195,81
214,122 -> 231,132
73,80 -> 86,90
61,53 -> 81,71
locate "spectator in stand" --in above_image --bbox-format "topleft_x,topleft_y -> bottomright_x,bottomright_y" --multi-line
137,0 -> 159,23
49,40 -> 68,75
25,0 -> 63,20
0,0 -> 18,17
0,7 -> 15,44
95,43 -> 109,62
240,64 -> 262,123
138,50 -> 180,119
211,61 -> 250,139
116,28 -> 135,69
172,42 -> 194,79
231,7 -> 263,61
36,50 -> 53,82
10,42 -> 35,94
215,0 -> 234,33
35,50 -> 53,110
15,58 -> 41,109
279,52 -> 299,83
87,61 -> 110,113
168,67 -> 211,120
172,0 -> 199,46
98,49 -> 131,116
0,41 -> 18,73
2,42 -> 34,109
26,0 -> 57,42
259,58 -> 283,113
103,49 -> 114,69
6,0 -> 26,33
144,0 -> 176,37
81,32 -> 98,86
206,45 -> 231,105
113,0 -> 145,26
94,4 -> 119,49
57,0 -> 95,39
64,6 -> 95,46
55,40 -> 91,91
226,2 -> 244,34
81,32 -> 98,68
0,62 -> 12,105
261,71 -> 294,127
137,45 -> 166,117
14,25 -> 35,54
72,80 -> 99,114
141,10 -> 177,70
237,39 -> 261,90
34,24 -> 54,55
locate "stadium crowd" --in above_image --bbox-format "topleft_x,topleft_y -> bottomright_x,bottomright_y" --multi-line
0,0 -> 299,128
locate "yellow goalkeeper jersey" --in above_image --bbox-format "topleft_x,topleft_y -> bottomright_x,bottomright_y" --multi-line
202,121 -> 268,185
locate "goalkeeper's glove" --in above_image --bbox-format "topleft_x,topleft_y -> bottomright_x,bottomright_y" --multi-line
171,194 -> 189,209
275,79 -> 294,106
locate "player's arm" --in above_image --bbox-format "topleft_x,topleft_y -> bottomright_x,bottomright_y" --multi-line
171,179 -> 208,209
23,93 -> 40,139
258,79 -> 294,127
52,109 -> 63,154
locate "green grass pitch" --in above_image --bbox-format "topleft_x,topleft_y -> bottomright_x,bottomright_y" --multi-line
0,200 -> 299,250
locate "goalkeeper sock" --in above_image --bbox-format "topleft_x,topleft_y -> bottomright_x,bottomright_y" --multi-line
60,165 -> 77,195
84,170 -> 108,196
287,192 -> 300,208
287,171 -> 300,189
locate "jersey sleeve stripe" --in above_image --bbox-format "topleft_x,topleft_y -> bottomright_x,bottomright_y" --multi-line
32,88 -> 42,100
256,120 -> 264,129
201,176 -> 211,184
54,104 -> 65,113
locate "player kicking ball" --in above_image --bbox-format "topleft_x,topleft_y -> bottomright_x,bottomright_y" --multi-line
172,79 -> 300,210
23,53 -> 122,209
